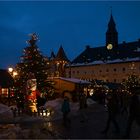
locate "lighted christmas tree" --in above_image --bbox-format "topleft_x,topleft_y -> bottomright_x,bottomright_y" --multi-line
122,74 -> 140,93
14,33 -> 52,107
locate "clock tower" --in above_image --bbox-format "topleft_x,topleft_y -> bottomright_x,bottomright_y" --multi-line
106,13 -> 118,49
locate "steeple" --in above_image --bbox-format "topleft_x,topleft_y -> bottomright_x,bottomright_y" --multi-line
106,11 -> 118,48
50,51 -> 55,60
55,45 -> 69,62
55,45 -> 69,77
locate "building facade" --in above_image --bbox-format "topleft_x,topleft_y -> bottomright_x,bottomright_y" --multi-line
65,14 -> 140,83
48,45 -> 69,77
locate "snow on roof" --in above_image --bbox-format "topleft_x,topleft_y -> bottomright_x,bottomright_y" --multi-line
59,77 -> 91,84
134,47 -> 140,52
71,57 -> 140,67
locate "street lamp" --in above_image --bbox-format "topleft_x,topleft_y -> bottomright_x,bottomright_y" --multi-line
8,67 -> 13,73
8,67 -> 18,78
8,67 -> 18,105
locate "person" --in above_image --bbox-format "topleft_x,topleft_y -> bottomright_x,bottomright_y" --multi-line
121,91 -> 130,115
61,96 -> 71,127
11,107 -> 17,118
124,87 -> 140,138
79,93 -> 88,122
102,91 -> 120,134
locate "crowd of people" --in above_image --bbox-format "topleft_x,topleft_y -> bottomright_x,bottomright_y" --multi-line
61,87 -> 140,138
10,86 -> 140,138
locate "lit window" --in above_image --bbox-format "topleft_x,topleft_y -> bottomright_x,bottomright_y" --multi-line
2,88 -> 8,97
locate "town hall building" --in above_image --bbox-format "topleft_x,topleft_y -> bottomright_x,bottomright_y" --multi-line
65,13 -> 140,83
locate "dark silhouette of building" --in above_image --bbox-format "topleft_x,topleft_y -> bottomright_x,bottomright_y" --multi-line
0,69 -> 14,98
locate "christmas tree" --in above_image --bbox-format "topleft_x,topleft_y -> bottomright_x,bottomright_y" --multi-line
122,74 -> 140,93
14,33 -> 52,107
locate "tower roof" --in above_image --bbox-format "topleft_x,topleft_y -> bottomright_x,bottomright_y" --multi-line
50,51 -> 56,60
107,13 -> 117,32
108,13 -> 116,27
55,45 -> 69,62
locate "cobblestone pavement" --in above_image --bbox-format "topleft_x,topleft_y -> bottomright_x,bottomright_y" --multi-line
42,103 -> 140,139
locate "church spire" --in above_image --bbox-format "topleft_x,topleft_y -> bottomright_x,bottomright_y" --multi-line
55,45 -> 69,62
55,45 -> 69,77
106,10 -> 118,48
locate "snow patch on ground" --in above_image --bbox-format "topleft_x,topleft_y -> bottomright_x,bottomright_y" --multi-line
44,98 -> 96,120
0,104 -> 13,121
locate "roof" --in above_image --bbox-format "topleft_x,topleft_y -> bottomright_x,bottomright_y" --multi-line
50,51 -> 56,60
107,13 -> 116,31
0,69 -> 14,88
102,82 -> 122,90
55,46 -> 69,62
71,40 -> 140,65
59,77 -> 91,84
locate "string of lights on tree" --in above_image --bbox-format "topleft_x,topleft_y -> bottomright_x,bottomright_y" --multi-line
14,33 -> 54,107
122,74 -> 140,94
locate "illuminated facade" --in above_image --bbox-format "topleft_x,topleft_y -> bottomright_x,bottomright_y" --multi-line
65,14 -> 140,83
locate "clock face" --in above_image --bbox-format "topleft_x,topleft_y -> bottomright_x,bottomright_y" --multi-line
107,44 -> 113,50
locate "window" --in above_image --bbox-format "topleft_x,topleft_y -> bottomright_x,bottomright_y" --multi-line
77,71 -> 79,74
106,69 -> 109,72
122,68 -> 126,72
1,88 -> 8,97
114,79 -> 117,83
114,68 -> 117,72
99,70 -> 102,73
72,71 -> 75,74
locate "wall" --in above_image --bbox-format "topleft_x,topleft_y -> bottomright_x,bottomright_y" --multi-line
66,61 -> 140,83
53,78 -> 75,94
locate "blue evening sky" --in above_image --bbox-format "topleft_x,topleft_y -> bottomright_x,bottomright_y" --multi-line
0,1 -> 140,69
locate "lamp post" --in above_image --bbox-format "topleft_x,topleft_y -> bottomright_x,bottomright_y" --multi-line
8,67 -> 18,106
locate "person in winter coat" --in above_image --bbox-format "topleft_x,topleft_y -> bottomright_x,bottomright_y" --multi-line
102,91 -> 120,134
124,87 -> 140,138
61,96 -> 71,126
79,93 -> 88,122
